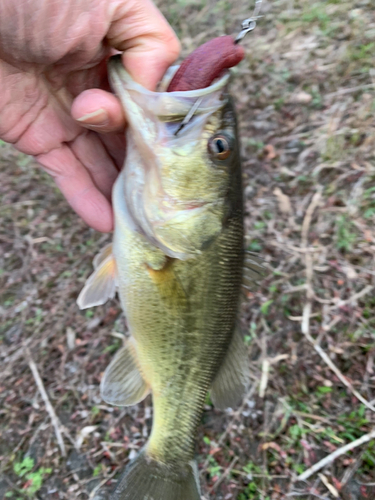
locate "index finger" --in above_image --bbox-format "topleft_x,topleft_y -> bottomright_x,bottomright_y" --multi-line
108,0 -> 180,90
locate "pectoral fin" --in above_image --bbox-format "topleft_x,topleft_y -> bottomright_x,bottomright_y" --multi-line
210,328 -> 250,410
93,243 -> 113,269
243,251 -> 267,289
101,339 -> 150,406
77,252 -> 117,310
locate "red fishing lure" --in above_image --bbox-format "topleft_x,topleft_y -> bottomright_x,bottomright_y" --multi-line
167,35 -> 244,92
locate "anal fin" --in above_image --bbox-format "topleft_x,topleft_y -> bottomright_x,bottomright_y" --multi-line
101,338 -> 150,407
210,328 -> 250,410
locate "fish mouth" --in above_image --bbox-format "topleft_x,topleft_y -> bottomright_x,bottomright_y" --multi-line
109,54 -> 231,94
108,55 -> 231,128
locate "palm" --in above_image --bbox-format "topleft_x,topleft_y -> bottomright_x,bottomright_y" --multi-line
0,0 -> 180,231
0,41 -> 123,230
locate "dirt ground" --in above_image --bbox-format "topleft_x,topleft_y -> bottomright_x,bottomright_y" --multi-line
1,0 -> 375,498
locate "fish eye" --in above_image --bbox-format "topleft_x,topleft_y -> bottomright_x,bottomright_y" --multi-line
208,134 -> 232,160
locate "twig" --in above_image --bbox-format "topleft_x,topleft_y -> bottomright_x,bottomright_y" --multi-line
89,468 -> 119,499
232,470 -> 288,479
288,313 -> 320,321
318,473 -> 339,498
340,450 -> 366,487
0,200 -> 39,211
289,492 -> 330,500
329,285 -> 374,311
262,401 -> 272,494
301,192 -> 322,249
208,456 -> 238,494
300,192 -> 322,345
325,83 -> 375,98
293,412 -> 330,423
304,312 -> 375,411
259,320 -> 269,398
26,348 -> 66,457
307,476 -> 323,500
303,330 -> 375,413
322,316 -> 341,333
272,241 -> 323,254
298,428 -> 375,481
301,192 -> 322,313
1,342 -> 30,382
259,359 -> 270,398
301,302 -> 312,336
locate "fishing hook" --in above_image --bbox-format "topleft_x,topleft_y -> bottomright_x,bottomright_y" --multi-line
235,0 -> 263,44
174,97 -> 203,136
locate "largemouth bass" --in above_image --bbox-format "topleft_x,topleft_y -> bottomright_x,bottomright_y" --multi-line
77,42 -> 264,500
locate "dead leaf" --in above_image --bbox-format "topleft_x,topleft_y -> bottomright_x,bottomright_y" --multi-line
364,230 -> 373,242
343,265 -> 358,280
289,91 -> 313,104
75,425 -> 97,449
261,442 -> 287,458
66,327 -> 75,351
273,187 -> 292,214
264,144 -> 277,160
319,473 -> 339,498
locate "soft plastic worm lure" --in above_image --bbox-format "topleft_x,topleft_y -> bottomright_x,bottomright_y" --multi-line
168,0 -> 262,134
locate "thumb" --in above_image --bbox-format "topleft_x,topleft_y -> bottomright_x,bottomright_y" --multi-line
108,0 -> 180,90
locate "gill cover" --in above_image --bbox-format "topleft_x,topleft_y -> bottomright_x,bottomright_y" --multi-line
109,56 -> 235,259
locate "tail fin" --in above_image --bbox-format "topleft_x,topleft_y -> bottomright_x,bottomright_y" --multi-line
111,451 -> 201,500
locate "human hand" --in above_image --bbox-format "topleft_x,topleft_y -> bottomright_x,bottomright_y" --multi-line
0,0 -> 180,232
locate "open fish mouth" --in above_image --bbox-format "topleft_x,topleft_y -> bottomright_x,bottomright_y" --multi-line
108,55 -> 231,113
107,55 -> 231,157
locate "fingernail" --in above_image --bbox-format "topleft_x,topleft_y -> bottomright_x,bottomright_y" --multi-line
76,108 -> 109,126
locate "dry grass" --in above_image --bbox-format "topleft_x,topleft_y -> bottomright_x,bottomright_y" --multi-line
1,0 -> 375,498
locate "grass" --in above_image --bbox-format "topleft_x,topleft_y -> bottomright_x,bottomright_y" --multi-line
335,215 -> 358,251
1,0 -> 375,499
6,457 -> 52,498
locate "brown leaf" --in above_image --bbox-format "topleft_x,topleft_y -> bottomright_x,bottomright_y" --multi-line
273,187 -> 292,214
264,144 -> 277,160
289,91 -> 313,104
364,230 -> 373,242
